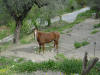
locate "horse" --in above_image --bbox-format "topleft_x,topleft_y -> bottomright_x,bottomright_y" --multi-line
33,28 -> 60,53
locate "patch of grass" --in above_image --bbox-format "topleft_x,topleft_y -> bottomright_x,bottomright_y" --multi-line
20,34 -> 34,44
0,30 -> 10,40
0,56 -> 25,75
12,58 -> 99,75
12,59 -> 82,73
0,68 -> 15,75
0,57 -> 16,69
54,53 -> 66,60
74,41 -> 89,48
94,23 -> 100,28
91,29 -> 100,34
0,42 -> 12,52
0,56 -> 100,75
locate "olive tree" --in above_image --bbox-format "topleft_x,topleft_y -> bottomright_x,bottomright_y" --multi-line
38,0 -> 69,27
3,0 -> 47,43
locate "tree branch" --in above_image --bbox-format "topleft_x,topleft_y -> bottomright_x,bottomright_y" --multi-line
81,52 -> 99,75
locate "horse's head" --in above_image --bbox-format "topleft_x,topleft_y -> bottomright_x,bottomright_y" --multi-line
32,28 -> 38,40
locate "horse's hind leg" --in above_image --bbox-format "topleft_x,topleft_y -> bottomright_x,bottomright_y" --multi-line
54,40 -> 59,53
42,44 -> 45,54
54,41 -> 56,48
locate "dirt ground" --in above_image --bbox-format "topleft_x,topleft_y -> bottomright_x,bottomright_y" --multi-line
1,18 -> 100,62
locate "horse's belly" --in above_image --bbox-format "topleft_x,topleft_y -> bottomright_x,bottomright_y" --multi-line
45,39 -> 53,43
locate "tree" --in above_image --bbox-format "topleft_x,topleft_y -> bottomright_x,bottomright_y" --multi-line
87,0 -> 100,18
3,0 -> 47,43
38,0 -> 68,27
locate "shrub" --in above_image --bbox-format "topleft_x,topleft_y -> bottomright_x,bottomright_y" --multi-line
91,29 -> 99,34
74,41 -> 89,48
94,23 -> 100,28
0,56 -> 100,75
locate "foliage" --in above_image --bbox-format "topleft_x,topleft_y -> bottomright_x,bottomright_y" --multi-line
0,0 -> 12,25
11,59 -> 82,73
87,0 -> 100,18
0,21 -> 15,40
76,0 -> 87,7
0,30 -> 10,40
54,53 -> 66,61
88,0 -> 100,10
0,57 -> 16,69
38,0 -> 67,26
0,42 -> 10,52
0,56 -> 100,75
74,41 -> 89,48
20,34 -> 34,44
3,0 -> 47,43
68,0 -> 78,10
94,23 -> 100,28
91,29 -> 100,34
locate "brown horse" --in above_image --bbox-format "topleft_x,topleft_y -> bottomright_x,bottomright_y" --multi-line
34,28 -> 60,53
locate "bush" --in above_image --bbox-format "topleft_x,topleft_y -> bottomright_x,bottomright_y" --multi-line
91,29 -> 99,34
94,23 -> 100,28
0,30 -> 9,40
0,56 -> 100,75
74,41 -> 89,48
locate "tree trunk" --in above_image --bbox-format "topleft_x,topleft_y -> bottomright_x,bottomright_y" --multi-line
96,12 -> 99,19
13,20 -> 22,44
47,16 -> 51,27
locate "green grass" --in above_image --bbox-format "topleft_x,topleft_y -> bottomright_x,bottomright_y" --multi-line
0,42 -> 12,52
0,30 -> 10,40
91,29 -> 100,34
20,34 -> 34,44
10,58 -> 97,75
54,53 -> 66,61
94,23 -> 100,28
0,57 -> 24,75
0,56 -> 100,75
74,41 -> 90,49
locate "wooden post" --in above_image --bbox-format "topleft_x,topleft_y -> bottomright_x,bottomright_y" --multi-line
81,52 -> 99,75
94,42 -> 96,57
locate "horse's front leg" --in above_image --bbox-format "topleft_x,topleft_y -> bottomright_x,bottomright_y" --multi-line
54,41 -> 56,48
42,44 -> 45,54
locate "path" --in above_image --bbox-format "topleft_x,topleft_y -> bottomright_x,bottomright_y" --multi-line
59,18 -> 100,59
51,7 -> 90,23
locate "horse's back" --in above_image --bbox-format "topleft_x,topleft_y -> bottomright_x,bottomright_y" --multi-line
37,31 -> 60,43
